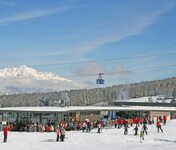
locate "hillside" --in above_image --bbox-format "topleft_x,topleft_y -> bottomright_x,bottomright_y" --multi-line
0,77 -> 176,107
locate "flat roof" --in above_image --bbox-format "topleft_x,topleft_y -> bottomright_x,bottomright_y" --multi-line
0,106 -> 176,113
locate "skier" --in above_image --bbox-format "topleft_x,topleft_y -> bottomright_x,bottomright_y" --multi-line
129,118 -> 134,127
56,126 -> 60,142
60,127 -> 66,142
133,124 -> 138,135
97,122 -> 102,133
82,121 -> 87,132
3,123 -> 9,142
163,115 -> 167,125
114,119 -> 118,128
118,118 -> 122,129
156,121 -> 163,133
152,117 -> 155,124
142,123 -> 148,135
140,130 -> 144,143
124,120 -> 128,135
159,116 -> 162,123
148,116 -> 152,125
87,121 -> 91,132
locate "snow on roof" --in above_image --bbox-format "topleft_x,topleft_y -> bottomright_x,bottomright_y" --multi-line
117,96 -> 173,103
0,105 -> 176,112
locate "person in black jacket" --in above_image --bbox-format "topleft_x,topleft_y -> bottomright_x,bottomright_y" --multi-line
142,123 -> 148,135
124,120 -> 128,135
86,121 -> 91,132
133,124 -> 138,135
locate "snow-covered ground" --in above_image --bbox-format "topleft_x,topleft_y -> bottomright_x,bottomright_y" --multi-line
0,120 -> 176,150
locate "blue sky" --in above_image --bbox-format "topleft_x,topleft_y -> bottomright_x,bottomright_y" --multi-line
0,0 -> 176,88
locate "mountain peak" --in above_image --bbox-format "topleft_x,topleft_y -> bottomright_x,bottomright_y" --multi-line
0,65 -> 83,94
18,65 -> 28,70
0,65 -> 70,81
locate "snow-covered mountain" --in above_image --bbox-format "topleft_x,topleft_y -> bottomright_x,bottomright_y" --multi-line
0,65 -> 83,95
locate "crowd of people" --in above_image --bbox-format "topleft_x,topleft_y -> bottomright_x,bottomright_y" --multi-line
0,114 -> 167,142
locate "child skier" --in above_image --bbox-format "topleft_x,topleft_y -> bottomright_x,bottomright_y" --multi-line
133,124 -> 138,135
140,130 -> 144,143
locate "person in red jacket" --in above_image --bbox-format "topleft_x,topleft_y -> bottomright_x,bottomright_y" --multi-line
114,119 -> 118,128
156,121 -> 163,133
3,123 -> 9,142
163,115 -> 167,125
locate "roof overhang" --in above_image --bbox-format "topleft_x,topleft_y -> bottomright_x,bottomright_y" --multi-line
0,106 -> 176,113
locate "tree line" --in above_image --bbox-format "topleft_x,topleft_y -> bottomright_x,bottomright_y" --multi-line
0,77 -> 176,107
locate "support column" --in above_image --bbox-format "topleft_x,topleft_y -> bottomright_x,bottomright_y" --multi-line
39,113 -> 42,123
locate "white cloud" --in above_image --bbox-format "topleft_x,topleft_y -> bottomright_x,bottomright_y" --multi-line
3,1 -> 173,63
0,4 -> 79,24
111,64 -> 132,76
73,62 -> 106,75
81,3 -> 175,52
34,2 -> 176,60
73,63 -> 132,77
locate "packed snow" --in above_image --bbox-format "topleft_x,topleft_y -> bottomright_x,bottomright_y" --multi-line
0,120 -> 176,150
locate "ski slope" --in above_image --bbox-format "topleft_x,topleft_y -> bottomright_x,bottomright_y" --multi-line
0,120 -> 176,150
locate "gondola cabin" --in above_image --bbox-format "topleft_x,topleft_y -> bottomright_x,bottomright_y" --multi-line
96,73 -> 105,84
